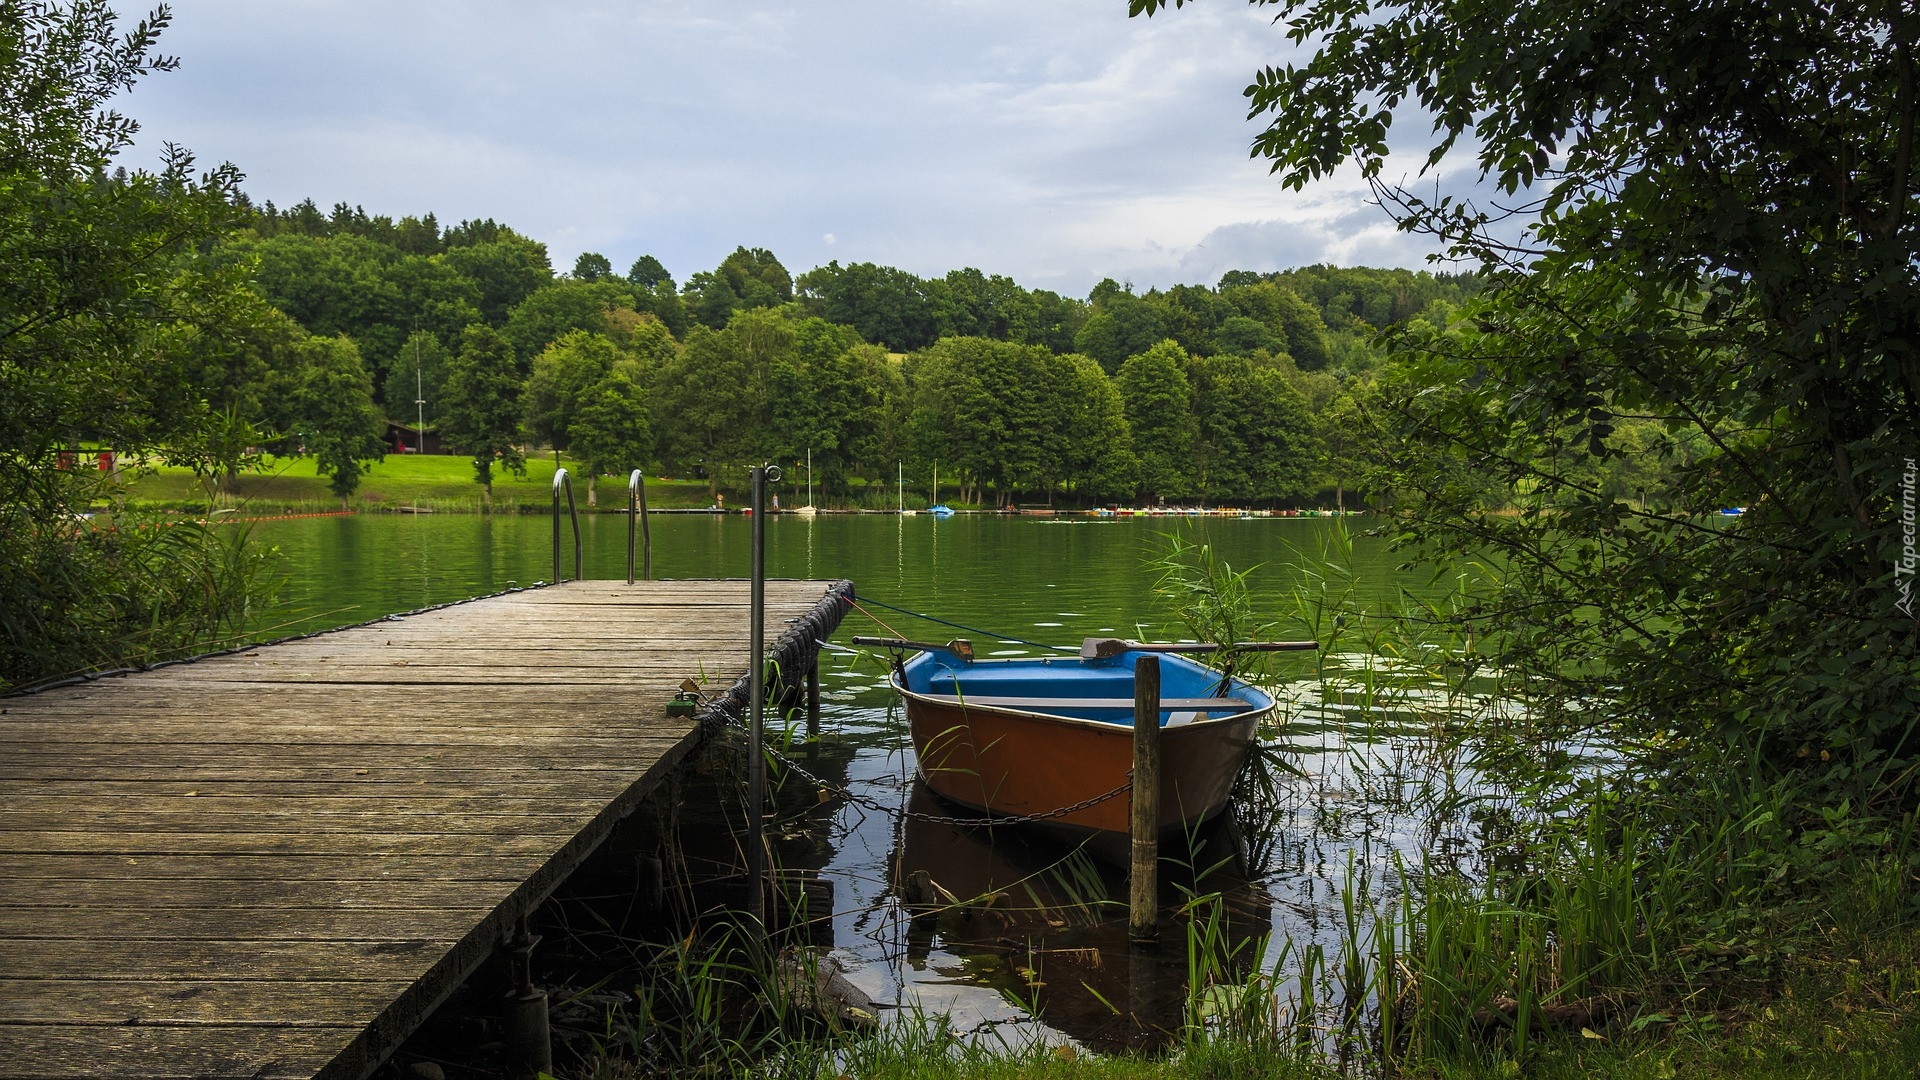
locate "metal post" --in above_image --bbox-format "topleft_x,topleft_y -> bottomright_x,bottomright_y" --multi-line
638,469 -> 651,580
806,661 -> 820,738
628,469 -> 651,584
747,464 -> 768,927
503,922 -> 551,1079
552,468 -> 565,584
1130,656 -> 1161,940
553,468 -> 581,583
413,337 -> 425,457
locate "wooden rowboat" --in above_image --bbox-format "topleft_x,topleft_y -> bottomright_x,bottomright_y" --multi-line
865,636 -> 1296,860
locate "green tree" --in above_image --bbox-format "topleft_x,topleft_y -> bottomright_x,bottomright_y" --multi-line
523,331 -> 624,457
684,247 -> 792,330
767,318 -> 900,494
572,251 -> 613,281
1050,353 -> 1137,501
1115,341 -> 1195,502
440,325 -> 524,506
1075,291 -> 1168,374
502,280 -> 632,369
0,1 -> 276,689
1135,0 -> 1920,808
1313,391 -> 1367,511
717,246 -> 792,306
650,308 -> 789,494
929,268 -> 1034,343
294,336 -> 386,499
440,230 -> 553,325
1190,353 -> 1317,503
1221,282 -> 1332,370
569,371 -> 652,506
627,255 -> 673,290
795,261 -> 938,349
905,337 -> 1054,507
380,330 -> 451,435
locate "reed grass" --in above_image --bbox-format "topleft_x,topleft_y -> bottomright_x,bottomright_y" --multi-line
486,528 -> 1920,1078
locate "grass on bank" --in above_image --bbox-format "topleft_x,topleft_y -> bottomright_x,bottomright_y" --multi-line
110,452 -> 972,514
112,453 -> 720,514
548,908 -> 1920,1080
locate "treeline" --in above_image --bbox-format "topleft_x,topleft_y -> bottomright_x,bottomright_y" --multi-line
209,197 -> 1486,506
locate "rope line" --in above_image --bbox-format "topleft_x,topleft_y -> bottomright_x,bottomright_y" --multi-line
850,596 -> 1075,653
844,597 -> 907,639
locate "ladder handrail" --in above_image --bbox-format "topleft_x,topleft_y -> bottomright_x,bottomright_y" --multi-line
627,469 -> 651,583
552,468 -> 581,583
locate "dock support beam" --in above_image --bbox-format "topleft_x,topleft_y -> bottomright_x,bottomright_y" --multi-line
1129,656 -> 1161,941
503,923 -> 551,1080
747,465 -> 770,929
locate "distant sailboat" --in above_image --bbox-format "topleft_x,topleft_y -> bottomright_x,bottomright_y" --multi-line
794,448 -> 818,516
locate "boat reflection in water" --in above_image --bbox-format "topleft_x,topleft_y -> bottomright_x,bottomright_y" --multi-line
888,782 -> 1275,1052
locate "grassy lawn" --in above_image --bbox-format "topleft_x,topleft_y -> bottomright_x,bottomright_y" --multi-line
113,453 -> 720,514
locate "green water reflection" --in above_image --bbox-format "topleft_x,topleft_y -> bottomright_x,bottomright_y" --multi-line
250,512 -> 1404,643
250,511 -> 1436,1053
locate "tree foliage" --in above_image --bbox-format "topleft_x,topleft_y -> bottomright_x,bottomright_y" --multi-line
439,325 -> 524,500
0,1 -> 276,689
1116,341 -> 1197,501
293,335 -> 385,498
569,371 -> 652,492
523,330 -> 625,453
1136,0 -> 1920,804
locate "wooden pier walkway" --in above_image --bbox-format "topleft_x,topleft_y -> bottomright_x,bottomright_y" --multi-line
0,578 -> 852,1080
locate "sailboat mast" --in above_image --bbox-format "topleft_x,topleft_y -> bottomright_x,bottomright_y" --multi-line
806,447 -> 813,508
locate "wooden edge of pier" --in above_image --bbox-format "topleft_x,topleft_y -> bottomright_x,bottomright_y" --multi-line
0,578 -> 853,1080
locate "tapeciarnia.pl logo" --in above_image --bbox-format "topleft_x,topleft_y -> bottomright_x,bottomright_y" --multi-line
1898,457 -> 1917,618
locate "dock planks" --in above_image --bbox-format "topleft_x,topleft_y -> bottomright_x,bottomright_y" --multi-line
0,578 -> 851,1080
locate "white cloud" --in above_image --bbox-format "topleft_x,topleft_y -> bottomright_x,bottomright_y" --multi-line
127,0 -> 1495,297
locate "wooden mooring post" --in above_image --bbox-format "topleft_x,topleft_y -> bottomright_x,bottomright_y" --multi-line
1129,655 -> 1161,940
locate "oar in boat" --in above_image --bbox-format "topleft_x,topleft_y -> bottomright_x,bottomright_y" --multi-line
852,636 -> 975,661
1078,637 -> 1318,660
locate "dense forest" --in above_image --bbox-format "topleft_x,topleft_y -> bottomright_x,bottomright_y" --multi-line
209,196 -> 1492,506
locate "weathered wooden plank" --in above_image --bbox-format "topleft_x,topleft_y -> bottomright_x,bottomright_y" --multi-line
0,734 -> 695,753
0,981 -> 411,1027
0,905 -> 491,941
0,811 -> 595,835
0,830 -> 577,856
0,577 -> 851,1080
2,878 -> 524,909
0,768 -> 648,787
0,939 -> 446,981
0,770 -> 657,789
0,795 -> 619,818
1,854 -> 541,883
0,1026 -> 345,1080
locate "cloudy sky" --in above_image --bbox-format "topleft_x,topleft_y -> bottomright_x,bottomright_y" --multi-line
127,1 -> 1460,297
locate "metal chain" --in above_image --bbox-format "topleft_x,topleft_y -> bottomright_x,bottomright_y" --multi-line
711,699 -> 1131,826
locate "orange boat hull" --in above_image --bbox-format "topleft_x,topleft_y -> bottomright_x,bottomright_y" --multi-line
902,688 -> 1260,857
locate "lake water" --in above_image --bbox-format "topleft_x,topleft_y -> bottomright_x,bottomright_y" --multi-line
249,511 -> 1464,1056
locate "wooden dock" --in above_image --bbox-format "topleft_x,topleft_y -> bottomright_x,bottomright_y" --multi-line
0,578 -> 852,1080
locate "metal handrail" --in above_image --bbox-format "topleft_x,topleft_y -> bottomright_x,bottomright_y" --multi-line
552,468 -> 581,583
628,469 -> 651,583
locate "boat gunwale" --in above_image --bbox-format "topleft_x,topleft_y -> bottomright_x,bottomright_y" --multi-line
887,654 -> 1278,734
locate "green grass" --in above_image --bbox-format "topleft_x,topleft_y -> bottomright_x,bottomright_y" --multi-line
109,453 -> 722,514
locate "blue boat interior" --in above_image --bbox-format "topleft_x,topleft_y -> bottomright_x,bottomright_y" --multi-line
899,648 -> 1274,727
